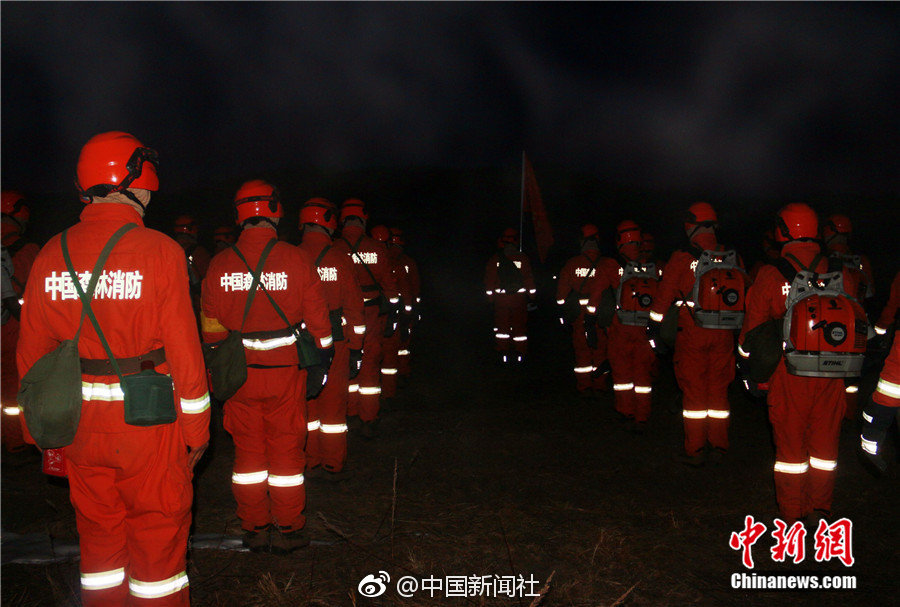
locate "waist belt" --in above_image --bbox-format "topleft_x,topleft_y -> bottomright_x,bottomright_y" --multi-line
241,323 -> 302,340
81,347 -> 166,376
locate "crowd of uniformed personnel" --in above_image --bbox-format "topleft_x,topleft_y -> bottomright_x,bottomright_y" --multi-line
487,201 -> 898,526
1,131 -> 422,605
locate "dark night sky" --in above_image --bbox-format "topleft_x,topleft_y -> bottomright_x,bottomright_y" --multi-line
4,2 -> 899,196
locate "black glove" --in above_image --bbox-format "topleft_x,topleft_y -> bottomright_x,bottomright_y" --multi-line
646,319 -> 670,357
859,399 -> 897,476
349,348 -> 363,380
584,314 -> 599,349
306,346 -> 335,400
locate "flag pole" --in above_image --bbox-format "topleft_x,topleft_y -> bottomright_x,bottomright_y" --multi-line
519,150 -> 525,253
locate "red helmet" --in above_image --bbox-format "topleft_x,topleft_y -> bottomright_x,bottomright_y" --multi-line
370,224 -> 390,243
389,227 -> 405,246
684,202 -> 717,227
213,225 -> 236,245
499,228 -> 519,246
1,190 -> 29,223
581,224 -> 600,240
340,198 -> 368,223
775,203 -> 818,242
616,220 -> 642,250
234,179 -> 282,224
76,131 -> 159,203
173,215 -> 199,236
299,198 -> 338,231
822,213 -> 852,241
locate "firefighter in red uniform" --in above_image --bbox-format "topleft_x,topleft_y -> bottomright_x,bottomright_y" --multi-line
2,190 -> 40,452
748,229 -> 782,282
556,224 -> 609,395
17,131 -> 210,605
484,228 -> 536,364
371,224 -> 410,400
860,337 -> 900,473
332,199 -> 398,437
874,271 -> 899,337
390,227 -> 421,378
647,202 -> 747,466
821,214 -> 875,420
298,198 -> 365,477
586,221 -> 660,431
738,203 -> 863,523
212,225 -> 237,254
201,180 -> 333,553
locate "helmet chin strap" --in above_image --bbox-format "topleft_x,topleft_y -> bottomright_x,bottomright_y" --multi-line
121,189 -> 148,213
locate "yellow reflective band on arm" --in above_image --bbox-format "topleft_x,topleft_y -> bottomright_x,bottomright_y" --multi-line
82,568 -> 126,590
82,381 -> 124,402
128,572 -> 189,599
809,456 -> 837,471
354,325 -> 366,335
707,409 -> 730,419
3,406 -> 21,416
613,383 -> 635,391
321,423 -> 348,434
774,461 -> 809,474
845,385 -> 859,394
649,311 -> 664,322
307,420 -> 321,432
876,378 -> 900,399
319,334 -> 333,348
180,394 -> 210,414
232,470 -> 268,485
682,409 -> 708,419
574,366 -> 594,374
634,386 -> 653,394
268,473 -> 304,488
861,435 -> 879,455
200,313 -> 228,335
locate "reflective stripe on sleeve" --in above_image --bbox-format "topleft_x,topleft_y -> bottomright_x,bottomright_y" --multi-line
82,381 -> 124,402
876,378 -> 900,399
862,411 -> 873,423
3,406 -> 21,416
180,394 -> 210,414
307,420 -> 321,432
649,311 -> 664,322
319,334 -> 333,348
232,470 -> 268,485
774,461 -> 809,474
82,568 -> 126,591
242,335 -> 297,351
354,325 -> 366,335
268,473 -> 304,488
707,409 -> 730,419
348,383 -> 359,393
845,385 -> 859,394
861,435 -> 879,455
128,572 -> 189,599
321,423 -> 348,434
737,344 -> 750,358
809,456 -> 837,471
682,410 -> 708,419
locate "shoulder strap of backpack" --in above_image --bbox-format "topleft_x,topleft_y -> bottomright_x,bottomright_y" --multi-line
61,223 -> 138,382
314,244 -> 332,268
342,236 -> 384,295
576,253 -> 603,293
6,236 -> 29,257
230,239 -> 282,331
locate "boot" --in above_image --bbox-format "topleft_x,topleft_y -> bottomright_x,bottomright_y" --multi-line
270,526 -> 310,555
241,525 -> 271,553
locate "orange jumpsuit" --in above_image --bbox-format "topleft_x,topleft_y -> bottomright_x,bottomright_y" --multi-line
333,227 -> 397,422
738,241 -> 859,521
587,257 -> 658,421
2,231 -> 39,451
17,203 -> 211,606
201,227 -> 331,535
380,244 -> 413,398
649,235 -> 741,456
556,250 -> 609,393
872,338 -> 900,408
484,250 -> 536,358
298,230 -> 365,473
397,251 -> 420,377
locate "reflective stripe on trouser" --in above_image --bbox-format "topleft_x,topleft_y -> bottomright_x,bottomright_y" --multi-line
224,365 -> 306,532
65,417 -> 193,606
381,329 -> 401,398
768,363 -> 845,521
493,299 -> 528,354
673,324 -> 735,455
306,343 -> 350,472
1,318 -> 26,451
358,306 -> 385,422
570,312 -> 609,392
609,322 -> 655,422
842,380 -> 860,421
398,327 -> 412,375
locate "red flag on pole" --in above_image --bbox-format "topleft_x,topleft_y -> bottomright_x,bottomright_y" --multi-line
522,153 -> 553,263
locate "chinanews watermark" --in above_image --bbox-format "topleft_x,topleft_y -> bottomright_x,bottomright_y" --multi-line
357,571 -> 545,600
727,515 -> 857,591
